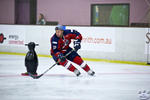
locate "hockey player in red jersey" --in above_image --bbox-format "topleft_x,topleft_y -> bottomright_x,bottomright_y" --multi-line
51,25 -> 95,76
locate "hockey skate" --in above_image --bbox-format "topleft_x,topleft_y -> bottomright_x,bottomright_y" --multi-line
87,70 -> 95,76
74,69 -> 81,77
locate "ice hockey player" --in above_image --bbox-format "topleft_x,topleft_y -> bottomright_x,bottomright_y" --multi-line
21,42 -> 38,76
51,25 -> 95,76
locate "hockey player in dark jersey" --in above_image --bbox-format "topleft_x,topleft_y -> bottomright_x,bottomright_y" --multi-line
51,25 -> 95,76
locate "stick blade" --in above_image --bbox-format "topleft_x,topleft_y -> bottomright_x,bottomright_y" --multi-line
28,73 -> 42,79
35,74 -> 43,79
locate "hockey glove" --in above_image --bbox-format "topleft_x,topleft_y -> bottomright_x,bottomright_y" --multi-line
58,53 -> 66,62
73,39 -> 81,52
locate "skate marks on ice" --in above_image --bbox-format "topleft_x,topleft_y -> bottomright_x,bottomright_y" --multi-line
0,71 -> 150,78
1,55 -> 150,100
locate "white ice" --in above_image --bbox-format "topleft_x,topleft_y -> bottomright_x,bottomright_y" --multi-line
0,54 -> 150,100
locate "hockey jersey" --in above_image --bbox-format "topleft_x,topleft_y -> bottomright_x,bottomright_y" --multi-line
50,29 -> 82,57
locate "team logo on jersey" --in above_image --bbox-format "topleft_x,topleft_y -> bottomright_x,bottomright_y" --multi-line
53,45 -> 57,49
0,33 -> 6,43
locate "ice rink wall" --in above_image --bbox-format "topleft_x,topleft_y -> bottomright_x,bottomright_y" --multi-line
0,25 -> 149,62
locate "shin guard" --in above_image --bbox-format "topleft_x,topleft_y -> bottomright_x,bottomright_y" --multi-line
59,60 -> 80,76
73,56 -> 90,72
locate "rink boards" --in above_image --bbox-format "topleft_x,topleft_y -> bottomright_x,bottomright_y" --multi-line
0,25 -> 149,63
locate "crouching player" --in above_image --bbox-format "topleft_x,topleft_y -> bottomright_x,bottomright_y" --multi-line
50,25 -> 95,76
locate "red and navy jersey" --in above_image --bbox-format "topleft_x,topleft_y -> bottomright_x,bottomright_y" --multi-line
50,29 -> 82,57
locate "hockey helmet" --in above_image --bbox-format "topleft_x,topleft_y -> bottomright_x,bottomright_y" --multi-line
55,25 -> 66,31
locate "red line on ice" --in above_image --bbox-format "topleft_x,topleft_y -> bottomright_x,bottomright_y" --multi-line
0,72 -> 150,78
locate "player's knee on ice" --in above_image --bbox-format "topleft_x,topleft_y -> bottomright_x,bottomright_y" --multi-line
25,42 -> 38,74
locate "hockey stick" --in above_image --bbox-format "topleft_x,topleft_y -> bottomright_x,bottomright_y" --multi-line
28,49 -> 75,79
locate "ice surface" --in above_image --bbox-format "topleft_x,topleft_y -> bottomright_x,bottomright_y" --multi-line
0,54 -> 150,100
